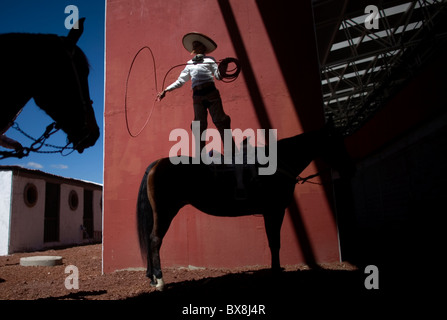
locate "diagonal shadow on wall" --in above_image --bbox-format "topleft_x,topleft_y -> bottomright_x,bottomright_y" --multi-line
254,1 -> 337,212
254,1 -> 326,130
217,0 -> 323,267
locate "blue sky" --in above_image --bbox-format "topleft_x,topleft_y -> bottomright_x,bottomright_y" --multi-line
0,0 -> 105,184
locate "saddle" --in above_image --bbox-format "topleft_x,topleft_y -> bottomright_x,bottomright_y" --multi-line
205,147 -> 259,200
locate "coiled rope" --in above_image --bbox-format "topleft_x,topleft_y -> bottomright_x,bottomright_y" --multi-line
124,46 -> 241,137
218,57 -> 241,83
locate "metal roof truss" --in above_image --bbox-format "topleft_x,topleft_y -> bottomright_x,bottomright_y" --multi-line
318,0 -> 447,134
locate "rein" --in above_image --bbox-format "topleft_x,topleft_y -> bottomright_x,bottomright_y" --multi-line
276,165 -> 326,185
0,122 -> 74,159
276,154 -> 332,185
296,172 -> 323,185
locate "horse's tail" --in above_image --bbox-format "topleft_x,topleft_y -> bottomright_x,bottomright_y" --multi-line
136,161 -> 157,264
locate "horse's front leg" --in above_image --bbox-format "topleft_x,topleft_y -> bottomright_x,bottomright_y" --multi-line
263,210 -> 286,272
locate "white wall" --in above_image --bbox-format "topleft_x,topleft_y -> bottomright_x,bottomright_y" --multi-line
93,189 -> 102,238
0,171 -> 12,255
59,184 -> 84,246
9,175 -> 46,253
1,168 -> 103,255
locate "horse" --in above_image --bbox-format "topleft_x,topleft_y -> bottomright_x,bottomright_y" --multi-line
0,18 -> 99,156
136,124 -> 356,290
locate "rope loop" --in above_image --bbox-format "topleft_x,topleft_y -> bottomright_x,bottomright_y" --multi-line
124,46 -> 158,137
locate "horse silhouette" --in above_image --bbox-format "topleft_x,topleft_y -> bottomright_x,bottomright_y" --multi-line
137,123 -> 355,290
0,18 -> 99,157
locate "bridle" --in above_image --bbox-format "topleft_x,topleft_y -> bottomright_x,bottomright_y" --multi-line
63,38 -> 93,113
62,40 -> 95,152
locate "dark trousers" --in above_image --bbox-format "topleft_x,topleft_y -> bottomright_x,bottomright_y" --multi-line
192,87 -> 232,153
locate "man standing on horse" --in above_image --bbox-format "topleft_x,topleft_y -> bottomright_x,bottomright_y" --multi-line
157,32 -> 236,155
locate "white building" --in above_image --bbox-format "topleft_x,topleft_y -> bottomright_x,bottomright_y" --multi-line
0,166 -> 102,256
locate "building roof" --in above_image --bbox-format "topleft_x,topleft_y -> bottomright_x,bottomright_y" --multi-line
313,0 -> 447,135
0,165 -> 102,190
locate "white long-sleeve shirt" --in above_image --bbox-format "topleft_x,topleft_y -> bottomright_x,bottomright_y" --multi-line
165,56 -> 221,91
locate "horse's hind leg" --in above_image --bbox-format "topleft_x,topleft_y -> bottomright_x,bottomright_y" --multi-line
146,164 -> 172,291
149,206 -> 180,291
263,210 -> 286,271
149,231 -> 164,290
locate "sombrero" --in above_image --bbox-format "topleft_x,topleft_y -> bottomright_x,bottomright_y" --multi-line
182,32 -> 217,54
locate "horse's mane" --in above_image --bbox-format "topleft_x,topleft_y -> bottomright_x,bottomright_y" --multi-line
0,33 -> 90,71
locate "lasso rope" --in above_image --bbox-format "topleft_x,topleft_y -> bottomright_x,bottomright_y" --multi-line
124,46 -> 158,137
124,46 -> 241,137
218,57 -> 241,83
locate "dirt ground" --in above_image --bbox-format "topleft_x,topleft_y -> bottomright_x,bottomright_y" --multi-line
0,243 -> 422,317
0,243 -> 356,300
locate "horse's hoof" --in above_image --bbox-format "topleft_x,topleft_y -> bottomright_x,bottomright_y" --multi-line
155,277 -> 165,291
150,276 -> 165,291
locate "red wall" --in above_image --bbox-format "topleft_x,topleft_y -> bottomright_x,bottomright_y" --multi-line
103,0 -> 340,273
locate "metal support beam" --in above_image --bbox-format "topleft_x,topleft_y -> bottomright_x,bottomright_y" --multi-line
315,0 -> 447,134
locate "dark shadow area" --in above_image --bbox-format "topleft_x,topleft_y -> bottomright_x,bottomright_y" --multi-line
253,0 -> 338,212
217,0 -> 339,267
286,201 -> 318,268
217,0 -> 273,132
334,111 -> 447,297
255,1 -> 326,132
246,3 -> 445,298
125,267 -> 414,317
1,262 -> 19,267
35,290 -> 108,301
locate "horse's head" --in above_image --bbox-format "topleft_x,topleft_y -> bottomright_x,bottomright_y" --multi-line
32,18 -> 99,153
321,120 -> 356,179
